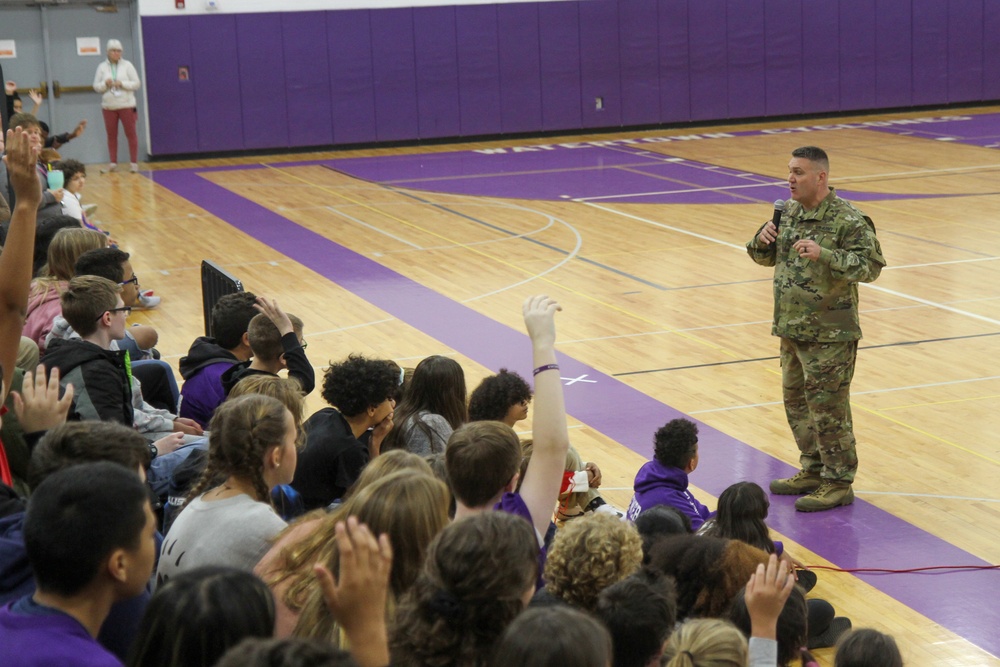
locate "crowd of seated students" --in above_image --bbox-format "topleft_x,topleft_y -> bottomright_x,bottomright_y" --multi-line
0,124 -> 908,666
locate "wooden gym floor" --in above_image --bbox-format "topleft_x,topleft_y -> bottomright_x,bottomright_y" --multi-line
80,105 -> 1000,666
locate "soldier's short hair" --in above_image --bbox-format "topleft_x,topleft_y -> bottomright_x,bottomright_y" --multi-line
791,146 -> 829,172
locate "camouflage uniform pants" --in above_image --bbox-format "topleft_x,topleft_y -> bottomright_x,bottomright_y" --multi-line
780,338 -> 858,483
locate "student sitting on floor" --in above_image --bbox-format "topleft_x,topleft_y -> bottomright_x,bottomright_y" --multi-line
178,291 -> 257,428
220,296 -> 314,398
625,418 -> 713,530
44,276 -> 200,446
291,355 -> 399,511
157,394 -> 298,584
445,296 -> 569,581
0,461 -> 157,667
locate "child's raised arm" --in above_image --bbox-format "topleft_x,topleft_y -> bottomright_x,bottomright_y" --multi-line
1,128 -> 41,402
518,295 -> 569,539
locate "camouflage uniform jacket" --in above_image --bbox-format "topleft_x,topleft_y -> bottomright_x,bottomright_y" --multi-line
746,188 -> 885,342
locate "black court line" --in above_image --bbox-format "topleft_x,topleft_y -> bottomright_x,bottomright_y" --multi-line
613,330 -> 1000,376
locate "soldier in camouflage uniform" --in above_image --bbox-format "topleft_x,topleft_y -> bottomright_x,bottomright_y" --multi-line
747,146 -> 885,512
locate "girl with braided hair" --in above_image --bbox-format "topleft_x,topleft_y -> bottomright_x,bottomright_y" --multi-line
157,394 -> 298,584
390,512 -> 539,667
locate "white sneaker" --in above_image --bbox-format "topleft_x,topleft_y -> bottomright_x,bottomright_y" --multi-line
130,163 -> 139,173
137,290 -> 161,309
101,163 -> 117,174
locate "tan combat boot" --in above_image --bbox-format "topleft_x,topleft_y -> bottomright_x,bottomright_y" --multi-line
769,470 -> 823,495
795,481 -> 855,512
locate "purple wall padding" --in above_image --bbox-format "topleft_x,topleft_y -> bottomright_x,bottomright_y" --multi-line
190,15 -> 244,152
456,5 -> 502,136
912,0 -> 949,106
141,0 -> 1000,156
578,0 -> 621,128
281,12 -> 334,147
764,0 -> 808,116
413,6 -> 461,139
985,1 -> 1000,100
658,0 -> 690,124
142,17 -> 199,155
370,8 -> 419,142
947,0 -> 984,103
327,10 -> 377,145
497,3 -> 543,134
726,0 -> 765,119
236,14 -> 288,150
687,0 -> 728,121
875,1 -> 912,108
537,1 -> 582,132
838,0 -> 877,111
619,0 -> 660,126
800,2 -> 840,113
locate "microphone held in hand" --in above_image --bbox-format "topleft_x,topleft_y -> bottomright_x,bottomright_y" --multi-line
772,199 -> 785,232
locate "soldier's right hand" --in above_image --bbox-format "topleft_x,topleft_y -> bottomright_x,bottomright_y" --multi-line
757,221 -> 777,247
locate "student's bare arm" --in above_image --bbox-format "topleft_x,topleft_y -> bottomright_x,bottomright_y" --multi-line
0,128 -> 41,401
518,295 -> 570,539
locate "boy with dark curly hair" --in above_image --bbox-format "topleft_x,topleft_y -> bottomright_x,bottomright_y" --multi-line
625,418 -> 714,530
291,354 -> 399,510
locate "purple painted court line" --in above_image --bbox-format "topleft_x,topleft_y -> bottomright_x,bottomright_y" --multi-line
150,167 -> 1000,657
324,146 -> 952,205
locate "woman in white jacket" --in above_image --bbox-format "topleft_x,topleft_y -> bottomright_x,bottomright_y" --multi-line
93,38 -> 141,173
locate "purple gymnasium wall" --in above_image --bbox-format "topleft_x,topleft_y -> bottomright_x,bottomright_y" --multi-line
141,0 -> 997,156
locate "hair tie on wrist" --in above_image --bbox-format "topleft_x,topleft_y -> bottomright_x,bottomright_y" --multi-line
532,364 -> 560,377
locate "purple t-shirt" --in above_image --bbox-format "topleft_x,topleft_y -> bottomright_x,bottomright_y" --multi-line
0,597 -> 122,666
495,492 -> 548,589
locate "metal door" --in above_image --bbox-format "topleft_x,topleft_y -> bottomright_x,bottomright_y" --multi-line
1,1 -> 146,164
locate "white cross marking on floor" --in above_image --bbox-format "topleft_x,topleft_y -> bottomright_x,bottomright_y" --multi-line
563,374 -> 596,385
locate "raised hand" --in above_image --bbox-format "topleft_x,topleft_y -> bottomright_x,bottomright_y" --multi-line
522,294 -> 562,349
253,296 -> 294,336
314,517 -> 392,667
3,128 -> 42,209
12,365 -> 73,433
745,554 -> 795,640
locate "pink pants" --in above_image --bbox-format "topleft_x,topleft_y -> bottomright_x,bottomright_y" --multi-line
102,107 -> 138,163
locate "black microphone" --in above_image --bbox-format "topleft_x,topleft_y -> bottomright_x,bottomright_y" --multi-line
771,199 -> 785,232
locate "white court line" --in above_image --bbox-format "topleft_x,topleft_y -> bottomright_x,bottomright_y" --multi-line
563,299 -> 994,346
689,375 -> 1000,414
325,206 -> 424,249
601,488 -> 999,502
578,180 -> 783,202
886,256 -> 1000,270
865,283 -> 1000,327
584,202 -> 1000,327
856,491 -> 1000,503
307,318 -> 396,337
393,351 -> 458,362
148,258 -> 297,274
461,202 -> 584,303
575,162 -> 1000,202
583,201 -> 746,250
